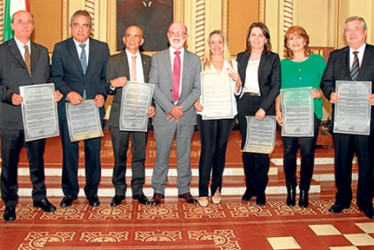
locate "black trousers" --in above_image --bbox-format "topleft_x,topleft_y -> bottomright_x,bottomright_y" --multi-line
110,126 -> 148,197
283,116 -> 320,191
197,115 -> 235,197
237,94 -> 271,196
60,119 -> 102,198
0,128 -> 47,206
333,132 -> 373,210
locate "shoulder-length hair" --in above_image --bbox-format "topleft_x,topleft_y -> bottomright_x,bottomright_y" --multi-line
245,22 -> 272,53
203,30 -> 233,70
284,25 -> 311,59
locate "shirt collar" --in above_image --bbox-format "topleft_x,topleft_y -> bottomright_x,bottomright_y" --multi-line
349,43 -> 366,55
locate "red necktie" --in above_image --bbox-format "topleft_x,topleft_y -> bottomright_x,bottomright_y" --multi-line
172,51 -> 181,103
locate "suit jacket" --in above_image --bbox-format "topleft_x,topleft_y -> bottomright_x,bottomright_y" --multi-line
51,37 -> 110,120
106,50 -> 151,128
321,44 -> 374,129
0,38 -> 51,130
150,48 -> 201,126
237,51 -> 280,115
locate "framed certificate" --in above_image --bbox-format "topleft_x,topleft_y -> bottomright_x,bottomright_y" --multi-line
281,87 -> 314,137
242,116 -> 276,154
201,72 -> 234,120
334,81 -> 371,135
65,100 -> 103,142
119,82 -> 155,132
20,83 -> 59,142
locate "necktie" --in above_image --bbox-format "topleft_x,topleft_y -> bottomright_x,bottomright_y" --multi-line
24,45 -> 31,75
131,55 -> 137,82
350,51 -> 359,81
79,44 -> 87,75
172,51 -> 181,103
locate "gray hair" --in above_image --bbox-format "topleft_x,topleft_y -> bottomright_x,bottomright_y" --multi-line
345,16 -> 367,30
70,10 -> 92,27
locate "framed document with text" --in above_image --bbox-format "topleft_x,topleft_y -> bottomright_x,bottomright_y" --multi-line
65,100 -> 103,142
20,83 -> 59,142
120,82 -> 155,132
334,81 -> 371,135
201,72 -> 233,120
281,87 -> 314,137
242,116 -> 276,154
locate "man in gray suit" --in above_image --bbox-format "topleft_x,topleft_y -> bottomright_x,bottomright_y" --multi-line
150,22 -> 201,204
0,10 -> 63,221
106,25 -> 154,206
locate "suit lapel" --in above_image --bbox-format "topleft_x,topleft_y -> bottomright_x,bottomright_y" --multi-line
359,45 -> 372,79
30,42 -> 40,76
121,51 -> 130,77
141,54 -> 150,81
86,38 -> 95,74
67,38 -> 84,75
343,47 -> 352,80
8,38 -> 28,71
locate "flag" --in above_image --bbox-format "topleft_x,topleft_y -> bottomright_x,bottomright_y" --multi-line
3,0 -> 30,42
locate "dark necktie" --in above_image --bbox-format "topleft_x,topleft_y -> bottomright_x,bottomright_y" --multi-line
79,44 -> 87,75
172,51 -> 181,103
350,51 -> 359,81
24,44 -> 31,75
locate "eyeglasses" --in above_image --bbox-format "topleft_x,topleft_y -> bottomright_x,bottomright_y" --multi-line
168,30 -> 187,36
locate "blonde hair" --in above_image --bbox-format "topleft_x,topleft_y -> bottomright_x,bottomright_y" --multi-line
202,30 -> 233,70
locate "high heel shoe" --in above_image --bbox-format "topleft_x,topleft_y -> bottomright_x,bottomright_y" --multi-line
286,185 -> 296,207
212,190 -> 222,205
299,190 -> 309,208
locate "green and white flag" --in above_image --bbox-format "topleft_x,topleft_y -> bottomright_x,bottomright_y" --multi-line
3,0 -> 30,42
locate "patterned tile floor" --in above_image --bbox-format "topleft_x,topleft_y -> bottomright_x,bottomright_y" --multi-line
1,194 -> 373,249
1,129 -> 373,249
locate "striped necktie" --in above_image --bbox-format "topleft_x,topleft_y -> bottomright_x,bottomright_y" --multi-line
350,51 -> 359,81
24,44 -> 31,75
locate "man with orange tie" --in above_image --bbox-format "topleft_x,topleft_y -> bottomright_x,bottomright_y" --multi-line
0,10 -> 63,221
150,22 -> 201,204
106,25 -> 154,206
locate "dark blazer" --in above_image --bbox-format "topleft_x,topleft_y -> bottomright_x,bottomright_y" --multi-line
0,38 -> 50,130
105,50 -> 151,128
51,37 -> 110,120
321,44 -> 374,129
236,51 -> 280,115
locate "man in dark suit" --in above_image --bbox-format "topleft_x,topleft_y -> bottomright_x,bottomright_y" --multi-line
51,10 -> 110,208
106,25 -> 154,206
0,10 -> 63,221
321,16 -> 374,220
150,22 -> 201,205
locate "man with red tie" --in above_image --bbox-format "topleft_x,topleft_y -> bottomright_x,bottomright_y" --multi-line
149,22 -> 201,204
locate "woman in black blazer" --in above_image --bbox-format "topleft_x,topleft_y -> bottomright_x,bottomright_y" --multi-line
236,22 -> 280,206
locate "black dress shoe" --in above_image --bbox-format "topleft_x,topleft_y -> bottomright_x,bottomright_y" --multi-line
298,190 -> 309,208
241,189 -> 255,202
133,194 -> 151,205
328,204 -> 350,214
256,192 -> 266,206
33,198 -> 56,212
151,193 -> 164,205
110,195 -> 125,207
178,192 -> 197,204
60,195 -> 77,207
363,208 -> 374,219
87,195 -> 100,207
3,206 -> 16,221
286,185 -> 296,207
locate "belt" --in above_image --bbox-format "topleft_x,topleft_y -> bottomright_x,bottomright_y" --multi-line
245,92 -> 260,96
